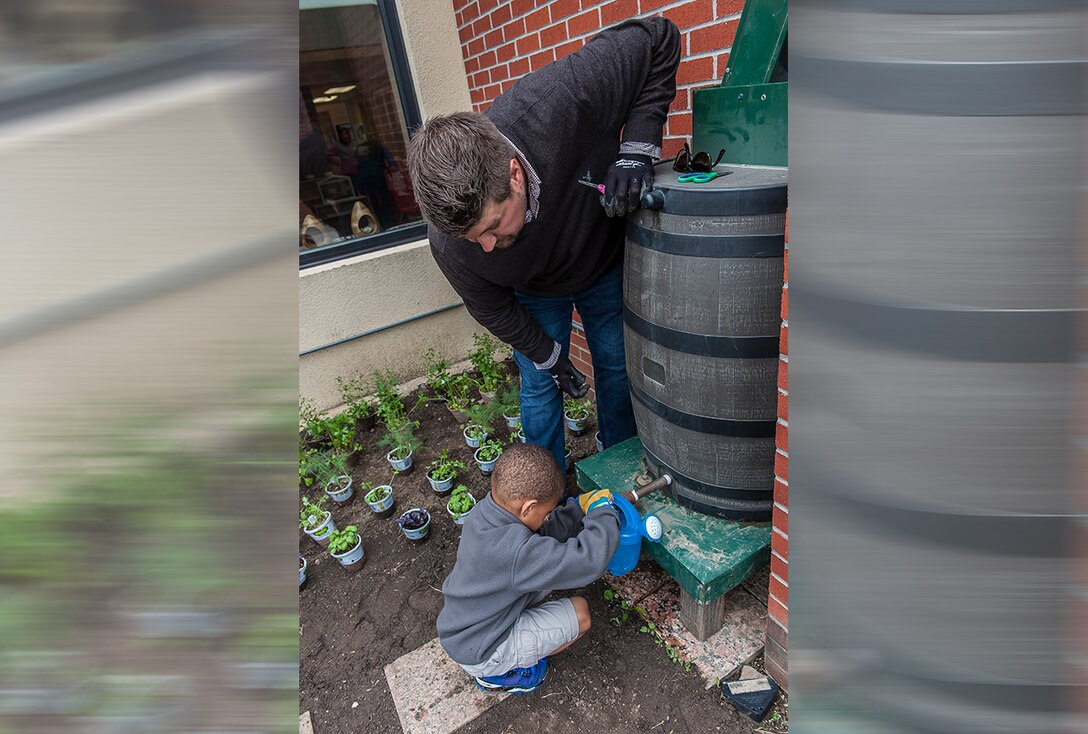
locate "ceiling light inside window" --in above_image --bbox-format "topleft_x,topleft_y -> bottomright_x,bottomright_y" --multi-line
324,85 -> 357,95
313,95 -> 338,104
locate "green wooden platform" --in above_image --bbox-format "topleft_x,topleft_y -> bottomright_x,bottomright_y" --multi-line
576,437 -> 772,639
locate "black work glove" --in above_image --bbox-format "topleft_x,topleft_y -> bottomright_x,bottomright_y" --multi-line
549,352 -> 589,399
601,154 -> 654,217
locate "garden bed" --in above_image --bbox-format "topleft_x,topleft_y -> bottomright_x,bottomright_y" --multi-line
300,360 -> 765,732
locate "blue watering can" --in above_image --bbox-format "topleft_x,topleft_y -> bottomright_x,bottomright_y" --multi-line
605,474 -> 671,577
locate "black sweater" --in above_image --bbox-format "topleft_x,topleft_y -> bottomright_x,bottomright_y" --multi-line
429,18 -> 680,365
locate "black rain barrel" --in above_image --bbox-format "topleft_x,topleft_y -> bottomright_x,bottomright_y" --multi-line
623,164 -> 788,521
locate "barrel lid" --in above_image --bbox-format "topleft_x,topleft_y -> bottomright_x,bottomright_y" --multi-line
650,162 -> 788,217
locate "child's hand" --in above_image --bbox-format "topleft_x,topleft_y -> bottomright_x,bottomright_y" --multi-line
577,489 -> 613,514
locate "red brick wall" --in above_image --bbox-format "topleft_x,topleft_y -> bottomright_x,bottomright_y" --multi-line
766,221 -> 788,689
449,0 -> 787,689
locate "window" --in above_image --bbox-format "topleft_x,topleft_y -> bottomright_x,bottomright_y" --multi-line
299,0 -> 425,268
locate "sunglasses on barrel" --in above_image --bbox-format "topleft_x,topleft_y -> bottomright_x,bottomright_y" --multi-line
672,142 -> 726,173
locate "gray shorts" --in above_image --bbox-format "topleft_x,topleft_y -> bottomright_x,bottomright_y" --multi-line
460,598 -> 580,678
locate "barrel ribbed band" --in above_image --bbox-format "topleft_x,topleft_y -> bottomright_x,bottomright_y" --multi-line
629,382 -> 776,438
623,306 -> 780,359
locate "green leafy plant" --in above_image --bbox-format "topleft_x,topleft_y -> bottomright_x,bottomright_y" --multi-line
299,446 -> 318,487
469,333 -> 504,393
423,347 -> 452,396
336,373 -> 373,422
464,400 -> 498,432
372,370 -> 408,429
327,525 -> 360,555
493,382 -> 520,418
508,426 -> 524,445
475,438 -> 504,463
379,420 -> 422,461
299,496 -> 330,531
464,422 -> 488,441
447,485 -> 476,520
564,397 -> 593,421
364,484 -> 391,503
444,372 -> 477,414
428,449 -> 466,481
299,398 -> 325,442
322,411 -> 360,453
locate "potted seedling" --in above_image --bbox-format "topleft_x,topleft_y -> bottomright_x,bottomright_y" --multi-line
427,450 -> 466,494
323,411 -> 362,465
446,485 -> 477,525
299,555 -> 308,589
509,426 -> 525,444
423,347 -> 452,399
445,373 -> 476,423
564,398 -> 593,435
474,438 -> 504,474
299,398 -> 327,450
395,508 -> 431,542
337,373 -> 376,433
363,481 -> 395,518
463,422 -> 488,449
373,370 -> 409,430
324,472 -> 354,504
493,382 -> 521,428
469,332 -> 504,398
380,419 -> 421,473
327,525 -> 365,571
299,496 -> 336,548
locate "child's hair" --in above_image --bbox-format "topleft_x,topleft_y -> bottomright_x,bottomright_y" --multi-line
491,443 -> 564,505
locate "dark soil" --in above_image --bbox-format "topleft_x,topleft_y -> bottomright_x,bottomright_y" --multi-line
300,387 -> 761,734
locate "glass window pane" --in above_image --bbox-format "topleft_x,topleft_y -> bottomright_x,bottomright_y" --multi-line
299,1 -> 422,254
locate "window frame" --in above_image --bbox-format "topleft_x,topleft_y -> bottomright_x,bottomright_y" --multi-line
299,0 -> 426,269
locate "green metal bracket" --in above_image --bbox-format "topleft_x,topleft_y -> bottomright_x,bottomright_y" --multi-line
692,0 -> 787,167
721,0 -> 787,88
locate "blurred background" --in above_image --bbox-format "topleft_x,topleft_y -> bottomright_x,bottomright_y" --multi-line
0,1 -> 298,733
790,1 -> 1086,732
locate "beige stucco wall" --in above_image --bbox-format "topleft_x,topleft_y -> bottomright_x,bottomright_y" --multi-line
299,0 -> 477,411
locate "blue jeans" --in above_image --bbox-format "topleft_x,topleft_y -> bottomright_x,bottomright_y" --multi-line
514,264 -> 638,471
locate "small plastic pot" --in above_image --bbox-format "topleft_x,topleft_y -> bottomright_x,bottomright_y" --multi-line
504,414 -> 521,428
595,431 -> 604,454
447,494 -> 477,526
565,447 -> 573,472
428,473 -> 454,494
364,485 -> 395,517
325,475 -> 354,503
474,447 -> 500,474
387,449 -> 413,472
564,410 -> 588,435
463,426 -> 487,449
397,508 -> 431,541
330,536 -> 365,571
303,512 -> 336,548
299,555 -> 308,589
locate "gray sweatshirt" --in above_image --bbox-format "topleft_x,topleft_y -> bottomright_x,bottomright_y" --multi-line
437,492 -> 621,666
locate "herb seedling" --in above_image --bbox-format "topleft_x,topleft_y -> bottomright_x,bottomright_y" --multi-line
447,485 -> 476,520
429,450 -> 467,481
475,438 -> 504,463
469,333 -> 503,393
396,509 -> 430,531
327,525 -> 360,555
364,484 -> 390,503
299,496 -> 330,531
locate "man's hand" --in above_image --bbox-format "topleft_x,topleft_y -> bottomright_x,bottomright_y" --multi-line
549,352 -> 589,398
601,154 -> 654,217
577,489 -> 614,515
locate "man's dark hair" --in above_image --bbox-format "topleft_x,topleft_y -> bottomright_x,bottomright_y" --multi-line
406,112 -> 516,237
491,443 -> 564,505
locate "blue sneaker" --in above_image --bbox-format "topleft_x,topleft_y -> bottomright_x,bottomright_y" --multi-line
474,659 -> 548,694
